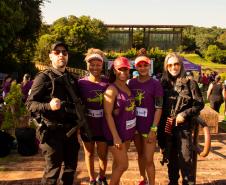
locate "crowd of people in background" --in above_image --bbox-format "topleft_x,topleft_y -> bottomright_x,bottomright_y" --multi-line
0,73 -> 33,103
0,43 -> 225,185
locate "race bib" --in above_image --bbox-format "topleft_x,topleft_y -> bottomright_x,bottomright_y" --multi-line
87,109 -> 103,118
126,118 -> 136,130
136,107 -> 148,117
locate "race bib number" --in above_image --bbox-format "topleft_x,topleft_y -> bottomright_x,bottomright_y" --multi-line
126,118 -> 136,130
136,107 -> 148,117
87,109 -> 103,118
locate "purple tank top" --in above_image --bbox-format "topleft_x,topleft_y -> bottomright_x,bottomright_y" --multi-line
128,78 -> 163,134
78,76 -> 109,137
103,83 -> 136,141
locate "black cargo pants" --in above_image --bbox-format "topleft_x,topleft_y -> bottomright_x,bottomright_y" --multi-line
39,126 -> 80,185
167,126 -> 195,185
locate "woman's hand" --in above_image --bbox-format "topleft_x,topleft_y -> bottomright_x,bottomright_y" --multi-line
113,136 -> 122,150
147,131 -> 157,143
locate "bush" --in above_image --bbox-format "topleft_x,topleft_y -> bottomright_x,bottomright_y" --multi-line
1,81 -> 28,131
205,45 -> 226,64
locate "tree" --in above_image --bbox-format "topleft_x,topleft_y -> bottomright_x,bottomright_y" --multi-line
35,15 -> 108,69
0,0 -> 25,51
182,26 -> 225,54
0,0 -> 46,78
217,31 -> 226,49
195,34 -> 216,52
205,45 -> 226,64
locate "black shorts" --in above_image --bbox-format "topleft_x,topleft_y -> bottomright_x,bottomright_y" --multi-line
80,133 -> 106,142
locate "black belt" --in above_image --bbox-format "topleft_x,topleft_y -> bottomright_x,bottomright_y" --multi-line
42,118 -> 74,129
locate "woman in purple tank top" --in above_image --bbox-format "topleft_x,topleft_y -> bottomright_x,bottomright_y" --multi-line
78,48 -> 108,185
104,57 -> 136,185
128,55 -> 163,185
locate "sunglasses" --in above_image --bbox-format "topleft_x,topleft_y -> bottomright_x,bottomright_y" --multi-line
52,50 -> 68,56
167,62 -> 180,68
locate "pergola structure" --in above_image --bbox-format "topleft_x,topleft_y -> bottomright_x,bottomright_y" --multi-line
104,24 -> 192,51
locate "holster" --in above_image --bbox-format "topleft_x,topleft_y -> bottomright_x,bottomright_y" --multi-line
32,119 -> 48,144
37,125 -> 48,144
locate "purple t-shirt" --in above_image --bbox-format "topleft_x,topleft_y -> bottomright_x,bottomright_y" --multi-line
128,78 -> 163,134
78,76 -> 108,137
2,81 -> 11,98
21,80 -> 33,102
103,83 -> 136,142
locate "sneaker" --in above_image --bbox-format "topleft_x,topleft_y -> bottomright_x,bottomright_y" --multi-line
138,180 -> 149,185
96,176 -> 108,185
89,180 -> 96,185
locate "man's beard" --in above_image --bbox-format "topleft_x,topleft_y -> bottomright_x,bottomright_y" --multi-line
57,60 -> 67,68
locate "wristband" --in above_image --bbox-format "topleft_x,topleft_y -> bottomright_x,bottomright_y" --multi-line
150,125 -> 158,132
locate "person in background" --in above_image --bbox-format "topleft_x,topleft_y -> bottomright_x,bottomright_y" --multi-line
158,52 -> 204,185
21,73 -> 33,102
128,55 -> 163,185
223,80 -> 226,121
202,73 -> 209,91
103,57 -> 136,185
2,74 -> 13,99
26,41 -> 80,185
132,70 -> 139,78
207,75 -> 223,112
78,48 -> 109,185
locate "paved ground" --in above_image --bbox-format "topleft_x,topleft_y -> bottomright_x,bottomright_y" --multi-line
0,131 -> 225,184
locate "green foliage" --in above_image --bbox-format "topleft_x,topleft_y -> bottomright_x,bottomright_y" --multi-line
182,26 -> 225,54
105,51 -> 120,59
148,48 -> 166,74
180,36 -> 196,51
217,31 -> 226,49
0,0 -> 25,51
35,15 -> 108,69
220,72 -> 226,81
196,34 -> 216,52
0,0 -> 45,78
2,82 -> 28,130
205,45 -> 226,64
122,48 -> 137,58
34,34 -> 56,63
104,47 -> 165,74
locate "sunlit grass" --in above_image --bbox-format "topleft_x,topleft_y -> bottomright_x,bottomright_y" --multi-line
181,53 -> 226,69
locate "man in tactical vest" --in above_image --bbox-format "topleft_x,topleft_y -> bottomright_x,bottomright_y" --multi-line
26,41 -> 81,185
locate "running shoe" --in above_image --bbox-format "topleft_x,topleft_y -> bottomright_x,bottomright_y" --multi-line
96,176 -> 108,185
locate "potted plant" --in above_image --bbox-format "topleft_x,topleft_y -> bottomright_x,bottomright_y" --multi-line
1,81 -> 38,156
1,81 -> 29,134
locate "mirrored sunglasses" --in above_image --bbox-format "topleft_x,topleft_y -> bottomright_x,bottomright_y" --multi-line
52,49 -> 68,56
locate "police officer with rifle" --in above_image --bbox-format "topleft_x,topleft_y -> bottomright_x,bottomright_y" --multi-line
26,41 -> 88,185
158,53 -> 204,185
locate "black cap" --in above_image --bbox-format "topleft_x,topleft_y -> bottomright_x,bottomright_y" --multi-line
51,41 -> 68,52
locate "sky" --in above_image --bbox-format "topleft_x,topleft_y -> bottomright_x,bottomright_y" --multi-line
41,0 -> 226,28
